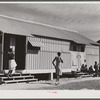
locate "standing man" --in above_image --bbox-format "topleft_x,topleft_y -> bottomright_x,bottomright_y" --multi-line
52,52 -> 63,85
94,61 -> 98,77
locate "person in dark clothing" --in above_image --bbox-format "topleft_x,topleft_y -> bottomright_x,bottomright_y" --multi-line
81,64 -> 87,73
52,52 -> 63,85
84,65 -> 88,73
98,63 -> 100,76
81,64 -> 85,72
94,61 -> 98,77
7,48 -> 17,77
89,65 -> 94,75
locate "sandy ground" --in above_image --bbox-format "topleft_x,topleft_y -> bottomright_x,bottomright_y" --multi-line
0,77 -> 100,90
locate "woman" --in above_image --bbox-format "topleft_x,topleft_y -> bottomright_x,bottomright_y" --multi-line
7,48 -> 17,77
52,52 -> 63,85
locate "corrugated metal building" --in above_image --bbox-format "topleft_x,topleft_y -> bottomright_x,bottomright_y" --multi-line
0,15 -> 99,80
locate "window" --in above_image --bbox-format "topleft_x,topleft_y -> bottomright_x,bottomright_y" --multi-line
80,46 -> 85,52
73,45 -> 77,51
70,42 -> 85,52
70,44 -> 78,51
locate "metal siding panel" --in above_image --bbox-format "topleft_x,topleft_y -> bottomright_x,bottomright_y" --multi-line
93,48 -> 99,55
34,53 -> 37,69
30,54 -> 32,69
26,37 -> 71,70
28,54 -> 30,69
26,54 -> 29,69
86,46 -> 99,55
36,51 -> 40,69
32,53 -> 34,69
37,52 -> 40,69
29,54 -> 31,70
86,54 -> 99,69
26,54 -> 28,69
40,38 -> 70,52
40,51 -> 52,69
62,45 -> 70,52
27,53 -> 40,70
61,53 -> 71,69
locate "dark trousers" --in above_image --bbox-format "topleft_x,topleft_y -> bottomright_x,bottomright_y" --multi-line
95,70 -> 98,77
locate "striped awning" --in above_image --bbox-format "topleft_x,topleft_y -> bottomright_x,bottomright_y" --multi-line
28,39 -> 44,47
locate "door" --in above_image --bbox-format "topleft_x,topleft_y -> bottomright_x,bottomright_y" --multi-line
78,52 -> 86,69
71,51 -> 78,71
15,36 -> 26,70
71,51 -> 86,71
3,34 -> 10,69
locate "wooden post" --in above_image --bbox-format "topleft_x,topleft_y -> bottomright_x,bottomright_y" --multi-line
24,36 -> 28,70
1,31 -> 4,71
49,72 -> 53,80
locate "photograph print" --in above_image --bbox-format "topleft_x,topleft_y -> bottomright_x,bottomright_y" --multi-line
0,2 -> 100,91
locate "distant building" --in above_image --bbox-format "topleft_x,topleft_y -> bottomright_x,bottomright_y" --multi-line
0,15 -> 99,80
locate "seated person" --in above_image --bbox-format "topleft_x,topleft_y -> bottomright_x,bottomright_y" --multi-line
89,65 -> 94,74
80,64 -> 87,73
84,65 -> 88,72
81,64 -> 85,72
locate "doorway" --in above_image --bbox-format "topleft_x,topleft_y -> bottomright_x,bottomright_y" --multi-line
71,51 -> 86,71
15,35 -> 26,70
3,34 -> 10,69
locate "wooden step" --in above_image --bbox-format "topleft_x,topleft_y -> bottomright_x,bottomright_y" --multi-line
3,78 -> 38,84
0,72 -> 38,84
2,75 -> 34,79
1,76 -> 35,81
11,73 -> 34,76
0,73 -> 35,77
0,74 -> 7,77
77,72 -> 88,75
80,74 -> 92,78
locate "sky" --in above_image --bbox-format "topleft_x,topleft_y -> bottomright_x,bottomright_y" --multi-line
0,3 -> 100,41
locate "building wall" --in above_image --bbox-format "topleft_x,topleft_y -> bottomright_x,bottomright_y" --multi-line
26,37 -> 71,70
85,45 -> 99,68
26,37 -> 99,72
2,34 -> 99,73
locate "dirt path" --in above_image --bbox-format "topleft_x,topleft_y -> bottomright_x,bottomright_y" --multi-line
0,77 -> 100,90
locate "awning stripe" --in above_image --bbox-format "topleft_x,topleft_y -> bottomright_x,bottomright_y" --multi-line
28,39 -> 44,47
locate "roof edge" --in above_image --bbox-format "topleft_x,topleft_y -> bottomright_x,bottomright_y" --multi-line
0,14 -> 79,33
